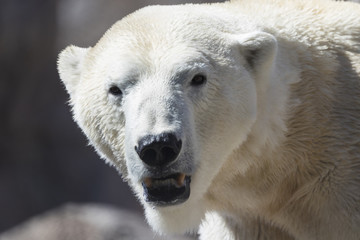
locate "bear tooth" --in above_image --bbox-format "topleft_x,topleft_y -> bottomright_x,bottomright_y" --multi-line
177,173 -> 186,186
143,178 -> 153,187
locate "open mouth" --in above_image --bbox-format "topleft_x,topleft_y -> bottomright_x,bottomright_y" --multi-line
142,173 -> 191,206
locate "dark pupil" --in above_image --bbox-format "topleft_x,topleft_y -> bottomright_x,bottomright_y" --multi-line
109,86 -> 122,95
191,74 -> 206,86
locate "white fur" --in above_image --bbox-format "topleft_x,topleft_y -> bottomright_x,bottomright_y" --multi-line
58,1 -> 360,239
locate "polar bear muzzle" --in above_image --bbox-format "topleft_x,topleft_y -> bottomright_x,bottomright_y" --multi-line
134,132 -> 191,206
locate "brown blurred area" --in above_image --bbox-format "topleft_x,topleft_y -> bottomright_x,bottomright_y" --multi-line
0,0 -> 224,234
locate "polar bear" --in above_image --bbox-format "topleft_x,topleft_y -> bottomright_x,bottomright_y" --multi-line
57,0 -> 360,239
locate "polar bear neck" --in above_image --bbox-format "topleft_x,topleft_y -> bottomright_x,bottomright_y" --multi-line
205,31 -> 352,218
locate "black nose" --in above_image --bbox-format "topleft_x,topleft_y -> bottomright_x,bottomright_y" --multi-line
135,133 -> 182,167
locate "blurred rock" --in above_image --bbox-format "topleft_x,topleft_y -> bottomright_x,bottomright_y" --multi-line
0,203 -> 196,240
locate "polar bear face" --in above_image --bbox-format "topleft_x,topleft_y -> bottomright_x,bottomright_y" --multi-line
58,5 -> 277,233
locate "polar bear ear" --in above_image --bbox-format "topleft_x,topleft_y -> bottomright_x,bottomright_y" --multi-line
236,31 -> 277,73
57,45 -> 90,97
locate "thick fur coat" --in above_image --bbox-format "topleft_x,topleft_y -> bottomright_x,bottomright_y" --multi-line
58,0 -> 360,239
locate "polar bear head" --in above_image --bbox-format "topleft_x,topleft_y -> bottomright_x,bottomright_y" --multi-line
58,4 -> 278,234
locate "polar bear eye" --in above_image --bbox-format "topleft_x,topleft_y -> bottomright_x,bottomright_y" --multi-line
109,86 -> 122,96
190,74 -> 207,86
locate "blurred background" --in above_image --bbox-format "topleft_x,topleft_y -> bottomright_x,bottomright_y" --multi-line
0,0 -> 224,236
